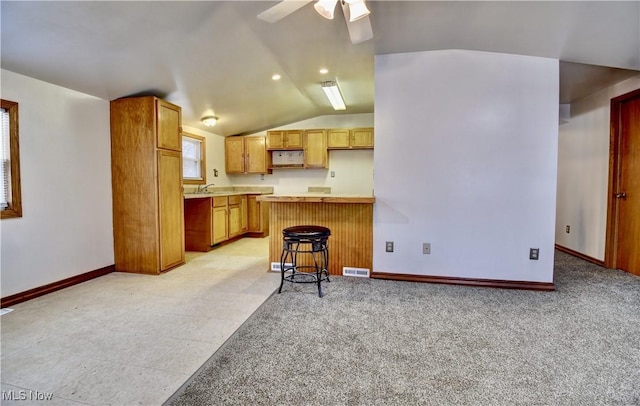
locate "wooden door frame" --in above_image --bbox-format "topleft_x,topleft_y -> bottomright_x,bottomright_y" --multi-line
604,88 -> 640,268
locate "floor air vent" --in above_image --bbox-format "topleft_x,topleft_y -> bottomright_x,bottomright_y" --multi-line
342,267 -> 370,277
270,262 -> 293,272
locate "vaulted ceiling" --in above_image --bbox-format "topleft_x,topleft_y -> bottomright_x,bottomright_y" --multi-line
2,1 -> 639,136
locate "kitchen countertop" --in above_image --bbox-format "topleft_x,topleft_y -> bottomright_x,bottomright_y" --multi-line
184,191 -> 270,199
257,194 -> 375,204
184,186 -> 274,199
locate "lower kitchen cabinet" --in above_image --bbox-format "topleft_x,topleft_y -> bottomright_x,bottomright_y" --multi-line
212,196 -> 229,244
228,195 -> 243,238
184,198 -> 212,252
241,194 -> 249,233
248,195 -> 269,235
184,193 -> 268,251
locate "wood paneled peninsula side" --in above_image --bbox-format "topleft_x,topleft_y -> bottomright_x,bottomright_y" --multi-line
257,194 -> 375,276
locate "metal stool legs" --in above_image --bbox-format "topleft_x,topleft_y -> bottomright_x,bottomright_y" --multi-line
278,226 -> 331,297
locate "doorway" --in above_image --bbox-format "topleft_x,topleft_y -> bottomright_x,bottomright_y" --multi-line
605,88 -> 640,276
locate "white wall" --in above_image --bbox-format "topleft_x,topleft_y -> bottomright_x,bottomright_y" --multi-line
555,75 -> 640,260
1,70 -> 113,297
182,125 -> 231,189
374,50 -> 559,283
229,114 -> 374,194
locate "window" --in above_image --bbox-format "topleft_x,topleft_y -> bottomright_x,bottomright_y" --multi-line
1,99 -> 22,219
182,132 -> 206,185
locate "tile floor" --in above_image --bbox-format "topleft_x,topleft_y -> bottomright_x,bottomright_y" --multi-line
0,237 -> 279,405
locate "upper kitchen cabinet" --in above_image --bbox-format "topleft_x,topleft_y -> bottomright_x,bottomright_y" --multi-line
156,100 -> 182,150
304,129 -> 328,169
266,130 -> 303,150
327,128 -> 374,149
225,135 -> 270,174
110,96 -> 185,275
225,137 -> 245,173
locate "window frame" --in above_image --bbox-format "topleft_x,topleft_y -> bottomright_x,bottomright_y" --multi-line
1,99 -> 22,219
182,132 -> 206,185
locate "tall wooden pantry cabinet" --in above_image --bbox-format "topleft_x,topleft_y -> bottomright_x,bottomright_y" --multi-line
110,96 -> 185,274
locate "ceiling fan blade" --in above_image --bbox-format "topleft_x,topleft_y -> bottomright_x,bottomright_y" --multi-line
340,1 -> 373,44
257,0 -> 314,23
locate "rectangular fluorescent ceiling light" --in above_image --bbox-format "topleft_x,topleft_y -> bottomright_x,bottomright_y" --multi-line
321,80 -> 346,110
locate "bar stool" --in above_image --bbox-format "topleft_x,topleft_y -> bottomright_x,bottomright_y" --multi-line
279,225 -> 331,297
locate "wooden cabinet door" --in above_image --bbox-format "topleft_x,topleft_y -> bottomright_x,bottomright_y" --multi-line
157,150 -> 185,270
228,203 -> 242,238
156,99 -> 182,151
245,137 -> 267,173
327,129 -> 351,149
184,198 -> 212,252
225,137 -> 245,173
212,206 -> 228,244
284,130 -> 303,149
351,128 -> 374,148
267,130 -> 303,149
304,129 -> 328,168
248,195 -> 261,232
266,131 -> 285,150
240,195 -> 248,232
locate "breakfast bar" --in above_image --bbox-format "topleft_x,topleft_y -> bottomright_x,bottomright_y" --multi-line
257,194 -> 375,276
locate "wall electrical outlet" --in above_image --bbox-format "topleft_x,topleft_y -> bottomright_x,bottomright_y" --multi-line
529,248 -> 540,260
331,171 -> 335,178
422,243 -> 431,254
566,225 -> 570,233
385,241 -> 394,252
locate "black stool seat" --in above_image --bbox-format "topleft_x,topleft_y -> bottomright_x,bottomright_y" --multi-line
283,225 -> 331,239
279,225 -> 331,297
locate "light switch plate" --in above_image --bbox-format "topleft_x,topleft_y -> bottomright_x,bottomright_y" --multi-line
385,241 -> 394,252
530,248 -> 540,260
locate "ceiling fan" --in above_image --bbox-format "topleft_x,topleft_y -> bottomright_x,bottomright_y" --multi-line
257,0 -> 373,45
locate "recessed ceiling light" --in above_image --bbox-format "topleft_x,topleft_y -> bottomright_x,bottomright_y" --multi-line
319,68 -> 329,74
272,74 -> 281,80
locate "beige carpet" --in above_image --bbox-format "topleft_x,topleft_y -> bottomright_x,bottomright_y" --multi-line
166,251 -> 640,405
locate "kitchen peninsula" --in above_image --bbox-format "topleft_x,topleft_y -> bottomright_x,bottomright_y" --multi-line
257,194 -> 375,276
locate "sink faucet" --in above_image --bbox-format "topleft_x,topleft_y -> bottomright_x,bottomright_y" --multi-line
196,183 -> 216,193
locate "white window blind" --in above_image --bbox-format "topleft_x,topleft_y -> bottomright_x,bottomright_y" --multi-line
182,136 -> 202,180
1,107 -> 10,210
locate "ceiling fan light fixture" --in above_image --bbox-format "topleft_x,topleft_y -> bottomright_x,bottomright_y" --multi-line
321,80 -> 346,110
346,0 -> 370,22
201,116 -> 218,127
314,0 -> 338,19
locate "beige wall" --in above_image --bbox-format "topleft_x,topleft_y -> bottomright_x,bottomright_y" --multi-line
1,69 -> 114,297
555,74 -> 640,260
374,50 -> 559,282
